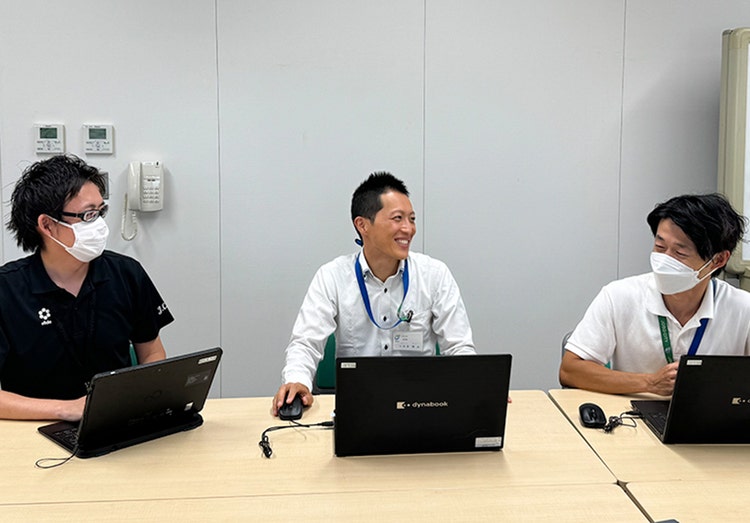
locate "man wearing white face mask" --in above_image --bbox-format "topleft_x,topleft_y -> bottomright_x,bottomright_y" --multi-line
0,155 -> 174,421
560,193 -> 750,395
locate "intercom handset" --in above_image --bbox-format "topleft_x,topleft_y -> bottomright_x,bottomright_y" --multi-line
121,161 -> 164,241
127,161 -> 163,212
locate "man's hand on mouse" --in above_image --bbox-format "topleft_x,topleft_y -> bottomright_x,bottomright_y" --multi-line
272,383 -> 313,417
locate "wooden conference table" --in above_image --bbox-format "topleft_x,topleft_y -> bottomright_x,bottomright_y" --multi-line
0,391 -> 646,522
550,388 -> 750,523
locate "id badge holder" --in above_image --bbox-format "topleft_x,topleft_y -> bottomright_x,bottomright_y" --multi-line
392,324 -> 423,352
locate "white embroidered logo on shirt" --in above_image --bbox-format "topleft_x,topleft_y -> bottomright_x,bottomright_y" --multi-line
38,308 -> 52,326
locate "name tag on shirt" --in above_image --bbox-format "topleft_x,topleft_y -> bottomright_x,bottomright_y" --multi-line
393,331 -> 422,352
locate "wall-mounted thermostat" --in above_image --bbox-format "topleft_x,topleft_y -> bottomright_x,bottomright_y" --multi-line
83,124 -> 114,154
34,124 -> 65,154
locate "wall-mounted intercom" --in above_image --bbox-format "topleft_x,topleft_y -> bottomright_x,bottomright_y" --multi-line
127,161 -> 164,212
121,161 -> 164,241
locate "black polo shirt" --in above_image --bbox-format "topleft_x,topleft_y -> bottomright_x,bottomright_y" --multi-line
0,250 -> 174,399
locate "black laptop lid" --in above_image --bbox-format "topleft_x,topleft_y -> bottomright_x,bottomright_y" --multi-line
40,347 -> 222,457
661,355 -> 750,444
334,354 -> 512,457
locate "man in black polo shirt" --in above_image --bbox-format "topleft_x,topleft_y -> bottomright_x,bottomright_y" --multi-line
0,155 -> 174,421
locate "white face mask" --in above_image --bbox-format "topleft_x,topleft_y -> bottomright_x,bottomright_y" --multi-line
49,216 -> 109,262
650,252 -> 714,295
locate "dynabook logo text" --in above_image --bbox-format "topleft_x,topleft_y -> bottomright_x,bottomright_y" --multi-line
396,401 -> 449,410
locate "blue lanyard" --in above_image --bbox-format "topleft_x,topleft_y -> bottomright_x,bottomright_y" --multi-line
687,318 -> 709,356
657,280 -> 714,363
354,255 -> 410,330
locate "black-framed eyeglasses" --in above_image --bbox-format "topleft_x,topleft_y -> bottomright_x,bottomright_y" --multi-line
59,204 -> 109,223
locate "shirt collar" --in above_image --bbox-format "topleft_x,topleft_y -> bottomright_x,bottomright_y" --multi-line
645,273 -> 715,325
29,251 -> 60,295
28,250 -> 109,295
356,251 -> 407,280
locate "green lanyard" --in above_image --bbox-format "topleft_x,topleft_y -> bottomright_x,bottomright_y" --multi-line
657,315 -> 709,364
657,315 -> 675,363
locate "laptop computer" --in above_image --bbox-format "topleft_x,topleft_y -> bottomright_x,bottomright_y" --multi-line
38,347 -> 222,458
333,354 -> 512,457
631,355 -> 750,444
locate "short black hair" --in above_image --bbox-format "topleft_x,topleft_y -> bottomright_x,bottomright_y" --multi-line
647,193 -> 746,273
350,172 -> 409,223
8,155 -> 106,252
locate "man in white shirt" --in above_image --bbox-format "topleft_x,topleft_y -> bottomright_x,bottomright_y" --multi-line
273,172 -> 475,416
560,193 -> 750,395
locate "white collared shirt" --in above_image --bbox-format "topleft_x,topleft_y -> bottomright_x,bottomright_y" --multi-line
282,251 -> 476,390
566,273 -> 750,372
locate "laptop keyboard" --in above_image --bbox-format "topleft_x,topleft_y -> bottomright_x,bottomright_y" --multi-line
53,427 -> 79,447
644,411 -> 667,435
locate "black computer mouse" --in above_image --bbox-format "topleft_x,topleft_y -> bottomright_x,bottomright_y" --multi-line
579,402 -> 607,428
279,395 -> 304,421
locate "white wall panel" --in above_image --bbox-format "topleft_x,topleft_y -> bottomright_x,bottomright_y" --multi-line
218,0 -> 425,396
424,0 -> 624,390
619,1 -> 750,278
